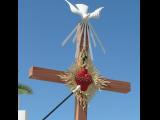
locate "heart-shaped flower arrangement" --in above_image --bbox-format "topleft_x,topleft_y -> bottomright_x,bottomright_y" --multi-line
75,68 -> 93,91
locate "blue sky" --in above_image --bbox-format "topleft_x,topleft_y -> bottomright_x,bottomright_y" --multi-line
18,0 -> 140,120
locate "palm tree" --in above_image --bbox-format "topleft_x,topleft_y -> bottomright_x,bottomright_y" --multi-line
18,83 -> 33,109
18,83 -> 32,94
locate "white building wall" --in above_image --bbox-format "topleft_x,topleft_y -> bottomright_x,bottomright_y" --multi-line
18,110 -> 27,120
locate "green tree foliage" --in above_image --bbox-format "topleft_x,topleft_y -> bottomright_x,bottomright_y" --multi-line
18,83 -> 32,94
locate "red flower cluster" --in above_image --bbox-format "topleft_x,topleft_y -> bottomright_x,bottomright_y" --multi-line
75,68 -> 93,91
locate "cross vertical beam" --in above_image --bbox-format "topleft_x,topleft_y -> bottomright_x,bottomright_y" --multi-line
74,22 -> 89,120
75,98 -> 87,120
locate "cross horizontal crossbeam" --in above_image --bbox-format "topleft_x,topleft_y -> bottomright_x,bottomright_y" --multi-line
29,66 -> 130,93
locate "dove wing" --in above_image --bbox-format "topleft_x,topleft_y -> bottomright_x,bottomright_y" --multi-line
65,0 -> 82,16
75,4 -> 88,15
89,7 -> 104,19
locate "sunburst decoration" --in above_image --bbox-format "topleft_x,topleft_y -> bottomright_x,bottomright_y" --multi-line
59,49 -> 110,110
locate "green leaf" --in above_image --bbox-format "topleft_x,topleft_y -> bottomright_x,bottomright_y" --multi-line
18,84 -> 32,94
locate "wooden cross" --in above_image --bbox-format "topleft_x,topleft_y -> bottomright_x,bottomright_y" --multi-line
28,24 -> 131,120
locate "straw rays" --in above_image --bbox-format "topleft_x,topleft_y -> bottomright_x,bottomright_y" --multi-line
62,21 -> 106,60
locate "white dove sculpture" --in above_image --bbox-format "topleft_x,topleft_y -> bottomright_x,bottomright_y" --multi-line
65,0 -> 104,20
62,0 -> 106,60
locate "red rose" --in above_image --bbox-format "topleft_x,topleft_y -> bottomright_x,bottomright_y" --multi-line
75,68 -> 93,91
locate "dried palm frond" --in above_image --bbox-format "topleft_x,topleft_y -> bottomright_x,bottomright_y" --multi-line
59,50 -> 110,110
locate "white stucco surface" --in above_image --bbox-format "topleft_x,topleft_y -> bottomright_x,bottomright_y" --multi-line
18,110 -> 27,120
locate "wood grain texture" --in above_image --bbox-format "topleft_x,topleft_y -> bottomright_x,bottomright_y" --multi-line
29,66 -> 131,93
77,23 -> 89,54
29,66 -> 65,83
75,98 -> 87,120
101,78 -> 131,93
